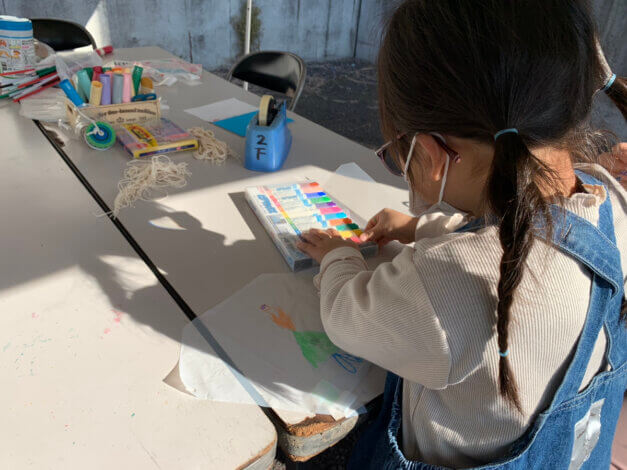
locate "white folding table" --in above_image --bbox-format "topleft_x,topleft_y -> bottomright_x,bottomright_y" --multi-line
0,105 -> 277,469
34,46 -> 408,461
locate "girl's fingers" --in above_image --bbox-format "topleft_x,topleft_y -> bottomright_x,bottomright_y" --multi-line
364,215 -> 378,231
309,228 -> 330,238
300,231 -> 322,244
326,228 -> 341,237
360,223 -> 383,242
296,240 -> 314,255
365,211 -> 385,231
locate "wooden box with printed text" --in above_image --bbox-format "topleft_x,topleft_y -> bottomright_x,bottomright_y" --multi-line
66,99 -> 161,128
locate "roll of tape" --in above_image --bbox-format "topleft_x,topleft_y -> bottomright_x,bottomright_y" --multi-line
84,122 -> 116,150
259,95 -> 275,126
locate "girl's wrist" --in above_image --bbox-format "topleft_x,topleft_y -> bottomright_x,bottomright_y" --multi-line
402,217 -> 420,243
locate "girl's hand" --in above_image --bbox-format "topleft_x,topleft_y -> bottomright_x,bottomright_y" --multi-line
600,143 -> 627,190
297,228 -> 358,263
359,208 -> 419,247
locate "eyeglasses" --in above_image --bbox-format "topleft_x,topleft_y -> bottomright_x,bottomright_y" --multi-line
374,132 -> 461,177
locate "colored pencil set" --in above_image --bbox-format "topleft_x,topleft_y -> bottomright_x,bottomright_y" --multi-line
0,66 -> 59,102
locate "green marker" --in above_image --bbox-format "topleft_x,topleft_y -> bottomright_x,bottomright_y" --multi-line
132,65 -> 143,95
85,67 -> 94,81
35,66 -> 56,77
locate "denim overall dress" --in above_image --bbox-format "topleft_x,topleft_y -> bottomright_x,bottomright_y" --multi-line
349,172 -> 626,469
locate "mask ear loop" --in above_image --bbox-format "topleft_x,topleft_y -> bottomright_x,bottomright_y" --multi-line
403,133 -> 419,182
438,155 -> 450,204
430,133 -> 451,204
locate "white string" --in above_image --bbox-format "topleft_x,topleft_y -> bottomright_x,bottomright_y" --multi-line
111,155 -> 190,217
188,127 -> 235,164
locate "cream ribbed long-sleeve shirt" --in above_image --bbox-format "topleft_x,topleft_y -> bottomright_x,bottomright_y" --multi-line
314,165 -> 626,468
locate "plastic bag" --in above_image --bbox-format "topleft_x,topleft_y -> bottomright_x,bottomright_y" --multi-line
18,87 -> 66,122
114,58 -> 202,86
33,39 -> 56,64
53,48 -> 102,82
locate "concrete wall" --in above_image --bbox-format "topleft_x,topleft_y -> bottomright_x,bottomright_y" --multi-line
1,0 -> 365,69
2,0 -> 623,74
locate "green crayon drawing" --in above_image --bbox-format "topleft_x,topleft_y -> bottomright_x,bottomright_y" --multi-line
292,331 -> 340,368
260,304 -> 339,368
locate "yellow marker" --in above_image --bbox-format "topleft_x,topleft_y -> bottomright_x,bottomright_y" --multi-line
89,80 -> 103,105
139,77 -> 154,94
339,231 -> 354,239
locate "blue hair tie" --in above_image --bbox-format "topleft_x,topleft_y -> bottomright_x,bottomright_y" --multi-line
494,128 -> 518,141
499,349 -> 510,358
601,73 -> 616,92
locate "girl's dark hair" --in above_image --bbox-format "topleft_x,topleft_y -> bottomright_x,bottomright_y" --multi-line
378,0 -> 625,413
604,76 -> 627,121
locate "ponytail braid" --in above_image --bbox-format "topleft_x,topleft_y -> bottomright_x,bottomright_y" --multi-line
487,132 -> 555,413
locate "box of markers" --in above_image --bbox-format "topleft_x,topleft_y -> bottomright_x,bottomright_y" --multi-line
115,118 -> 198,158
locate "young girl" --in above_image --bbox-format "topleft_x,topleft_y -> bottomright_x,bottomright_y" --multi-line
297,1 -> 626,468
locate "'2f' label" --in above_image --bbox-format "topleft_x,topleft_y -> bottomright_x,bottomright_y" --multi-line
256,134 -> 267,160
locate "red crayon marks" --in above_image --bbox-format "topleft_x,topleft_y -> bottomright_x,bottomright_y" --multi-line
112,309 -> 123,323
103,328 -> 111,334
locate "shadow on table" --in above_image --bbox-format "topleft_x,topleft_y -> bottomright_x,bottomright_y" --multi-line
0,162 -> 510,463
70,193 -> 511,445
75,198 -> 283,343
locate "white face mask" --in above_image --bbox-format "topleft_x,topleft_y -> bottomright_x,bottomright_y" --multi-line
405,133 -> 468,238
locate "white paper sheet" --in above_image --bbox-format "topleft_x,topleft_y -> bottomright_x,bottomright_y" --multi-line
184,98 -> 258,122
323,163 -> 408,223
179,273 -> 376,418
334,162 -> 376,182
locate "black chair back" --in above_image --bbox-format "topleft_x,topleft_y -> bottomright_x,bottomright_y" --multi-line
227,51 -> 306,111
30,18 -> 96,51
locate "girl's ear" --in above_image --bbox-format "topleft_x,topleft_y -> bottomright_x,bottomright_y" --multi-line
416,134 -> 448,182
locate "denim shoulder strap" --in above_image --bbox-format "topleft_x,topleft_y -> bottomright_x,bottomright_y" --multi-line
545,172 -> 624,407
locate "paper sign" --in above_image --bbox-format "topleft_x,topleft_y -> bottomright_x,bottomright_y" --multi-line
184,98 -> 258,122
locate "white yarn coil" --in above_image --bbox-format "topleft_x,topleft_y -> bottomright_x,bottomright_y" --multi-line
112,155 -> 190,217
188,127 -> 233,164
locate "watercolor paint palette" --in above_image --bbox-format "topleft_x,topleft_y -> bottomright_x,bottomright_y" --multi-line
245,182 -> 378,271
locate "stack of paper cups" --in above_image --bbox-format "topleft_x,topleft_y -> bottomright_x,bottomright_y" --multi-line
89,81 -> 102,105
122,72 -> 132,103
112,74 -> 123,104
99,74 -> 111,105
76,69 -> 92,102
92,66 -> 103,83
140,77 -> 154,94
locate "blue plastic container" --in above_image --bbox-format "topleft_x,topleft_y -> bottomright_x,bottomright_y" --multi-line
244,101 -> 292,172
